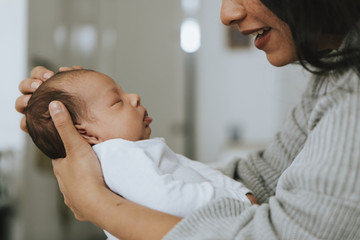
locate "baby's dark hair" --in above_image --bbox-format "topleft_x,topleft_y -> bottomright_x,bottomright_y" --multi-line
26,69 -> 94,159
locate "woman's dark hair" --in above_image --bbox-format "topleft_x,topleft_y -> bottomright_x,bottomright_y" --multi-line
25,70 -> 91,159
283,0 -> 360,75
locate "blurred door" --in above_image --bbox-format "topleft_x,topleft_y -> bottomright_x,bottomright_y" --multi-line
29,0 -> 185,153
25,1 -> 185,239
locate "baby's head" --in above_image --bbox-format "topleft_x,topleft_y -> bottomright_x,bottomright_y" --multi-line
26,69 -> 152,159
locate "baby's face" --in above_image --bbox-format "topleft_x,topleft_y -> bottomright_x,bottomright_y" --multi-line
69,72 -> 152,143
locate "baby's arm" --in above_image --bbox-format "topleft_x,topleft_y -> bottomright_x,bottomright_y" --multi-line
94,140 -> 229,217
176,154 -> 253,202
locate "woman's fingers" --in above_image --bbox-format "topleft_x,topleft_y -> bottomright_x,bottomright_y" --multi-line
20,116 -> 28,133
58,67 -> 73,72
48,101 -> 90,156
20,66 -> 83,95
71,66 -> 83,70
16,66 -> 53,133
30,66 -> 54,80
59,66 -> 83,72
18,78 -> 43,94
15,94 -> 31,114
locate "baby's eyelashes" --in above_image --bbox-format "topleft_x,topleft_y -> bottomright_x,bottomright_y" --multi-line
110,99 -> 123,107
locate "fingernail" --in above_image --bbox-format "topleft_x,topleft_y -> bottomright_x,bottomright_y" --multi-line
49,101 -> 62,115
23,95 -> 31,103
31,81 -> 40,90
43,72 -> 52,80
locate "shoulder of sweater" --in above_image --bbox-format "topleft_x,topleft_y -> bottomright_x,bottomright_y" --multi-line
307,69 -> 360,130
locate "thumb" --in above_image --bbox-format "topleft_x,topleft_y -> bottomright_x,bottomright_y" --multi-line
49,101 -> 90,156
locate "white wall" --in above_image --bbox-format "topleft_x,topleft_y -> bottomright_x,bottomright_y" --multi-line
0,0 -> 27,152
196,0 -> 309,163
0,1 -> 28,240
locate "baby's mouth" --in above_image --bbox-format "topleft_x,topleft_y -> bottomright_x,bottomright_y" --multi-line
143,110 -> 152,126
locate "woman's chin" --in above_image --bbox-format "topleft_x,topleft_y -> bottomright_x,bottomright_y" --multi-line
265,50 -> 298,67
267,55 -> 292,67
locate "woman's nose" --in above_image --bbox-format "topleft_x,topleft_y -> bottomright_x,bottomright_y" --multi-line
128,93 -> 141,107
220,0 -> 247,25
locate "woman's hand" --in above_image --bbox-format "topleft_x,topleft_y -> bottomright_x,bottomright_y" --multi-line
49,100 -> 106,222
15,65 -> 83,132
16,66 -> 54,132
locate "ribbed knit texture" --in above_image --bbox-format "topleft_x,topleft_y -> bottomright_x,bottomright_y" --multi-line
164,49 -> 360,240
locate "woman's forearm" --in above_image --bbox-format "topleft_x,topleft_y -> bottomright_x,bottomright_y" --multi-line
89,187 -> 182,240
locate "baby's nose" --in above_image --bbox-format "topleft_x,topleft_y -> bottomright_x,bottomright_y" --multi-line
129,93 -> 141,107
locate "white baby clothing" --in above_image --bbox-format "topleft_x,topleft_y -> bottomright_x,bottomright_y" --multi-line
93,138 -> 251,239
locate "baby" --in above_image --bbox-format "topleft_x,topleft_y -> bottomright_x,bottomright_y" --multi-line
26,69 -> 252,238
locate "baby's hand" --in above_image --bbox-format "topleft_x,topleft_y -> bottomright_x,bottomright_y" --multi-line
246,193 -> 259,205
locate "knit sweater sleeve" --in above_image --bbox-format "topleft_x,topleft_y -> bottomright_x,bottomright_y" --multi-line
164,71 -> 360,240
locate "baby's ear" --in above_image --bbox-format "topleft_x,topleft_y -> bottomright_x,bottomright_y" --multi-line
74,123 -> 101,145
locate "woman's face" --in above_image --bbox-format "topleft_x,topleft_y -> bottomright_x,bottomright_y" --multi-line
221,0 -> 297,66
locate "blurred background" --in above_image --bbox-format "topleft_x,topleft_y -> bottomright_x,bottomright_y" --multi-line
0,0 -> 310,239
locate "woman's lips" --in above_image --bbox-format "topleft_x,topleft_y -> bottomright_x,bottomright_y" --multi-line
254,28 -> 271,49
240,27 -> 271,50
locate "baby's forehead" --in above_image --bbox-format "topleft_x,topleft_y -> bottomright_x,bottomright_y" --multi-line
76,71 -> 114,85
49,70 -> 119,98
54,71 -> 99,87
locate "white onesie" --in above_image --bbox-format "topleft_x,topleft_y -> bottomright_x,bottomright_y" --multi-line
93,138 -> 251,239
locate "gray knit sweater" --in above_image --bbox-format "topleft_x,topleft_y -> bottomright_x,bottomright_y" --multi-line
164,52 -> 360,239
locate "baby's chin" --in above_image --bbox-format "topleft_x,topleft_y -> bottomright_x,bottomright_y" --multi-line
144,127 -> 151,139
143,133 -> 151,140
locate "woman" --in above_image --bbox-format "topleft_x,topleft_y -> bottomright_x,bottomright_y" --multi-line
16,0 -> 360,239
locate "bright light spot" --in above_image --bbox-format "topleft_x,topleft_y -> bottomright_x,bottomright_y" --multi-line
181,0 -> 200,14
70,25 -> 97,55
181,19 -> 201,53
